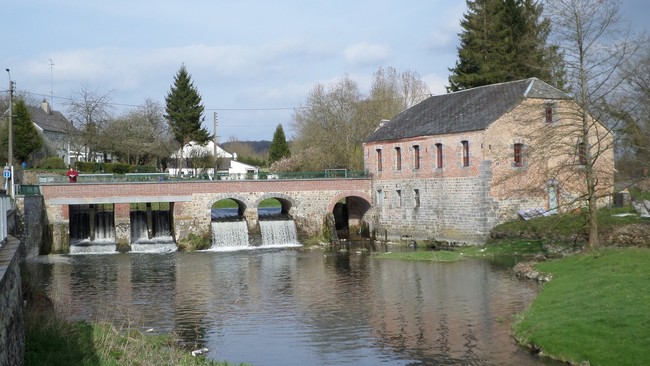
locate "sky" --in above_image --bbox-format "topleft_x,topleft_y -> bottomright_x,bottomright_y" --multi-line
3,0 -> 648,142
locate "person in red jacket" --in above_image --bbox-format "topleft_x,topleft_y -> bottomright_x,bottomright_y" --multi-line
66,166 -> 79,183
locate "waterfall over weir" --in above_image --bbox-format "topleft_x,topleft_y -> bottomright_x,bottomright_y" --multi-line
210,212 -> 301,251
70,208 -> 117,254
130,210 -> 176,253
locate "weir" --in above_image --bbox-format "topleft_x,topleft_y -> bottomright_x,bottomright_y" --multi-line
210,207 -> 300,250
130,203 -> 176,253
37,177 -> 373,253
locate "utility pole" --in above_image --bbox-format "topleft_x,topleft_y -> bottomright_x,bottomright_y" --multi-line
5,69 -> 14,198
213,112 -> 218,172
6,69 -> 13,168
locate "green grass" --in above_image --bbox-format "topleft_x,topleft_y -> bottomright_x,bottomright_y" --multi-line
211,198 -> 281,209
490,206 -> 643,240
374,240 -> 545,262
24,284 -> 247,366
512,248 -> 650,366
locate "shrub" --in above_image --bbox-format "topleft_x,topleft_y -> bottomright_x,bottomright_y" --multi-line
76,161 -> 97,172
104,163 -> 133,174
134,165 -> 157,173
41,156 -> 66,169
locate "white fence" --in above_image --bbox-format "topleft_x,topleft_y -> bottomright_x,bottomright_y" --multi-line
0,196 -> 11,245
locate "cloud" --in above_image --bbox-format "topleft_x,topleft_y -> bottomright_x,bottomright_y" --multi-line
343,43 -> 392,65
422,73 -> 448,95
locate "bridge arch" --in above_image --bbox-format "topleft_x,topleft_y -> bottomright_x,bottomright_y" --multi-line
208,194 -> 252,217
254,193 -> 296,215
327,191 -> 373,239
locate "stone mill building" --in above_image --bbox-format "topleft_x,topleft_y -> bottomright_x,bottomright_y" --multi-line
363,78 -> 614,244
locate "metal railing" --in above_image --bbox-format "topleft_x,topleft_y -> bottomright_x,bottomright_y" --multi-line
34,170 -> 369,184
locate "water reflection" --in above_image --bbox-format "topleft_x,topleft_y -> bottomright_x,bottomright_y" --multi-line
27,249 -> 560,366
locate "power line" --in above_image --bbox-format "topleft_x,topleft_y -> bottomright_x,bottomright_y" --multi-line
22,91 -> 303,112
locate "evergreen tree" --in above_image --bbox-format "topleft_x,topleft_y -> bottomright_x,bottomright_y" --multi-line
1,99 -> 43,163
448,0 -> 564,91
164,65 -> 211,147
268,123 -> 291,164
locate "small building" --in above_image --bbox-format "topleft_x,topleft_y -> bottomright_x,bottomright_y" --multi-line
27,100 -> 79,166
168,140 -> 259,179
363,78 -> 614,244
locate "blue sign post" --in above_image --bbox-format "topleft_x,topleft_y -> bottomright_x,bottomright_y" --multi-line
3,168 -> 9,179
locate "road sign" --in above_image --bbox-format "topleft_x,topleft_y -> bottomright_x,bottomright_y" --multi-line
3,168 -> 10,179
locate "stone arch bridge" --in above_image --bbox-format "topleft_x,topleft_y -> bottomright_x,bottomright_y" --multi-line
38,178 -> 372,252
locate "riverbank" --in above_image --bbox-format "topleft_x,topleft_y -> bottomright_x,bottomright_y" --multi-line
512,248 -> 650,366
23,282 -> 248,366
375,205 -> 650,365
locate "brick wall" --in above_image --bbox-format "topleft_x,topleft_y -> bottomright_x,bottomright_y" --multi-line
363,98 -> 615,243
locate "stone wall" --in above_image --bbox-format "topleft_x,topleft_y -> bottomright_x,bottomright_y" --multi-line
0,237 -> 24,366
371,161 -> 498,244
15,195 -> 46,258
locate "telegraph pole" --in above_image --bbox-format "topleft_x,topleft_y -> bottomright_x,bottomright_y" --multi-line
5,69 -> 14,198
6,69 -> 13,168
213,112 -> 218,172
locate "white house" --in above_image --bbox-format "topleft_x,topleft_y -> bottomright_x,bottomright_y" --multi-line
167,141 -> 259,179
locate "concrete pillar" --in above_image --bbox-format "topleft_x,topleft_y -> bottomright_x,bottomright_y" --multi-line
146,202 -> 153,239
114,203 -> 131,249
244,207 -> 259,235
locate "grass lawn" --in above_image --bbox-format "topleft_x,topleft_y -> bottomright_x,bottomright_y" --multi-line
512,248 -> 650,366
374,239 -> 545,261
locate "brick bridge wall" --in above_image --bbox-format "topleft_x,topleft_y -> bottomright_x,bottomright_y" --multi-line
39,178 -> 372,251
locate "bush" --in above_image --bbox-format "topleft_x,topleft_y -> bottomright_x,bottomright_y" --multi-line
134,165 -> 157,173
76,161 -> 98,172
41,156 -> 66,169
104,163 -> 133,174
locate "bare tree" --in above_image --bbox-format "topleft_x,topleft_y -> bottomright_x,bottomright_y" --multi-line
100,99 -> 176,168
617,48 -> 650,179
292,75 -> 362,170
66,83 -> 113,163
538,0 -> 642,249
291,67 -> 430,171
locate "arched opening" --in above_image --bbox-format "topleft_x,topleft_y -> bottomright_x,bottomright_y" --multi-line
256,197 -> 298,246
211,198 -> 247,221
332,196 -> 372,240
257,197 -> 291,219
211,198 -> 250,250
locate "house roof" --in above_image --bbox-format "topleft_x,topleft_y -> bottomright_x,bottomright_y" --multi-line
26,103 -> 75,134
171,140 -> 233,159
365,78 -> 570,143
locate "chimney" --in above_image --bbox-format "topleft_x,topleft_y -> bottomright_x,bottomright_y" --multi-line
374,119 -> 390,132
41,99 -> 51,114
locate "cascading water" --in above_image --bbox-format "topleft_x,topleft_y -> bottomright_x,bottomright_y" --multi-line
259,219 -> 300,247
211,220 -> 250,250
130,210 -> 176,253
210,207 -> 301,250
70,209 -> 117,254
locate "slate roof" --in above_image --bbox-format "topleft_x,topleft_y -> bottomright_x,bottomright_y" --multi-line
26,104 -> 75,134
365,78 -> 570,143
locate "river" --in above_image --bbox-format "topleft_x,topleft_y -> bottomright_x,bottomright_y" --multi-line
26,247 -> 559,365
